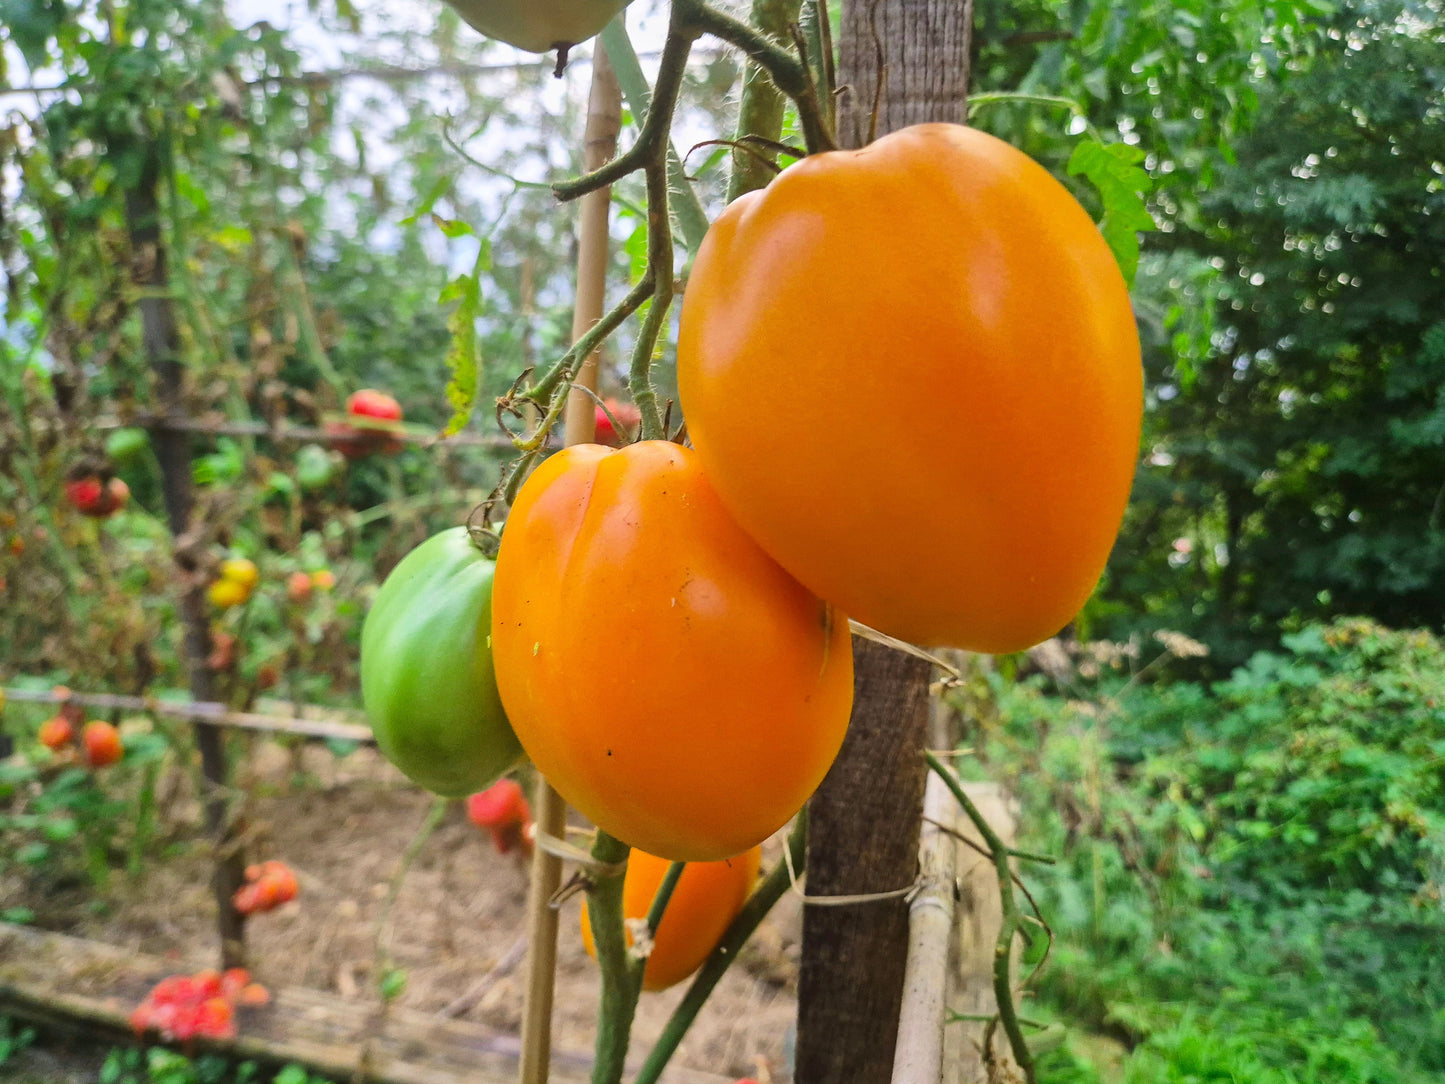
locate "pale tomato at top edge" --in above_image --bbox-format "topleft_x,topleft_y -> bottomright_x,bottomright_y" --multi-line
676,123 -> 1143,654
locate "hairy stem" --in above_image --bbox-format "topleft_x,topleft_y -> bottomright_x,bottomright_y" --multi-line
588,831 -> 637,1084
628,159 -> 674,441
555,24 -> 698,202
598,19 -> 710,253
728,0 -> 806,201
526,274 -> 655,404
680,0 -> 837,153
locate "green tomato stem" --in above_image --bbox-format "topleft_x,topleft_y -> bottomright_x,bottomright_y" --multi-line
588,830 -> 637,1084
632,814 -> 807,1084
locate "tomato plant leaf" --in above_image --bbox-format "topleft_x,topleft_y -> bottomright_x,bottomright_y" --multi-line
1067,140 -> 1157,287
438,240 -> 490,437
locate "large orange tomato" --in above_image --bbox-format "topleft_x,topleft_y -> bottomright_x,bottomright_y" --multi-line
676,123 -> 1143,654
580,846 -> 761,991
491,441 -> 853,861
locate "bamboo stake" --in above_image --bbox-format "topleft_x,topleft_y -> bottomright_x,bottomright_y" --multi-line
890,770 -> 960,1084
518,42 -> 621,1084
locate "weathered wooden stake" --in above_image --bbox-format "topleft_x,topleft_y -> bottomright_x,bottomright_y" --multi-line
123,141 -> 248,968
797,0 -> 974,1079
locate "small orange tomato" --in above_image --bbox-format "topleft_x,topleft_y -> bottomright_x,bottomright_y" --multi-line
82,720 -> 123,767
580,846 -> 761,991
310,569 -> 336,592
677,123 -> 1143,653
491,441 -> 853,861
38,716 -> 74,750
286,570 -> 313,603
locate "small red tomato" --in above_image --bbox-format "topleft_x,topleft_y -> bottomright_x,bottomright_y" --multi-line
38,716 -> 75,750
467,780 -> 534,858
255,664 -> 280,691
261,861 -> 299,903
330,390 -> 405,458
593,398 -> 642,447
466,779 -> 530,829
82,721 -> 123,767
347,389 -> 403,422
286,570 -> 313,603
65,476 -> 107,516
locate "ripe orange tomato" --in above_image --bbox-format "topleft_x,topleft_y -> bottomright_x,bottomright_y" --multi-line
491,441 -> 853,861
676,123 -> 1143,654
82,720 -> 123,767
38,716 -> 74,750
580,846 -> 761,991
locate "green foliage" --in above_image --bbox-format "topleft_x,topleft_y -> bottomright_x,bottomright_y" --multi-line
962,619 -> 1445,1079
0,1016 -> 37,1068
100,1047 -> 332,1084
1066,140 -> 1156,285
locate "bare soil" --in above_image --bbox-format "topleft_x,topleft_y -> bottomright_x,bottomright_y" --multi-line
1,740 -> 803,1082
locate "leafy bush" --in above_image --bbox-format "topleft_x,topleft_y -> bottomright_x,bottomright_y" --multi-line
962,618 -> 1445,1080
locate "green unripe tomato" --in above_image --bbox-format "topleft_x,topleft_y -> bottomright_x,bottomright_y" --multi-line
442,0 -> 632,53
361,527 -> 522,796
295,443 -> 338,492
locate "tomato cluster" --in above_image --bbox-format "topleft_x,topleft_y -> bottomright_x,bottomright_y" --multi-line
65,474 -> 129,518
209,557 -> 259,610
37,710 -> 123,768
233,860 -> 299,915
130,968 -> 269,1043
361,121 -> 1139,990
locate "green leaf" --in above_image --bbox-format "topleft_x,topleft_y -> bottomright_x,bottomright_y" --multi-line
1,908 -> 35,924
42,817 -> 78,842
429,213 -> 475,239
1067,140 -> 1157,287
439,241 -> 490,437
378,967 -> 407,1001
0,0 -> 65,69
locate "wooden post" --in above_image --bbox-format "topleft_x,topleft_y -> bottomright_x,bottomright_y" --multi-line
796,1 -> 974,1080
122,141 -> 249,969
517,43 -> 622,1084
